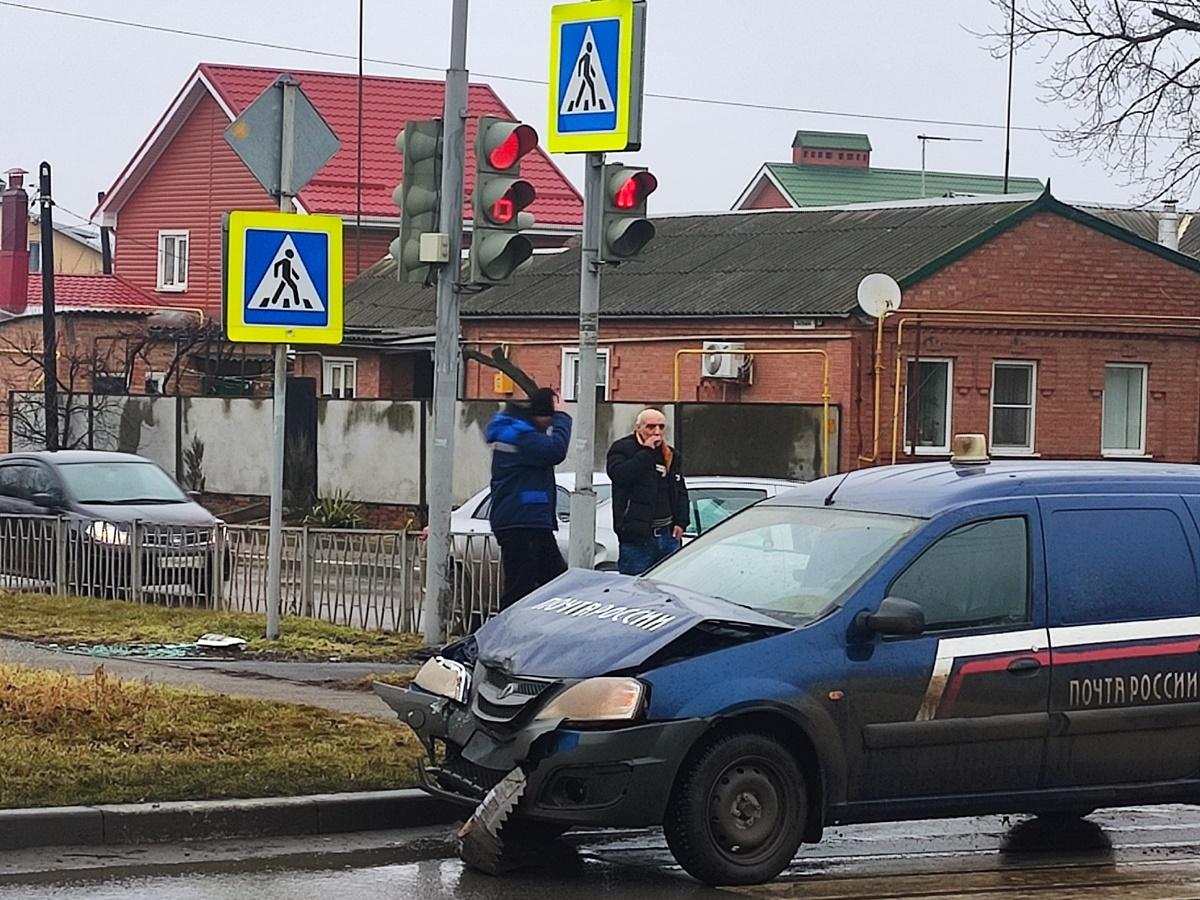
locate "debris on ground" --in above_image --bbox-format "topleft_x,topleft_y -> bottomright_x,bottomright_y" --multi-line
195,633 -> 248,650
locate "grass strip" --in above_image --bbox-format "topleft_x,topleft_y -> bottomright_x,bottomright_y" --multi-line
0,663 -> 422,809
0,592 -> 423,661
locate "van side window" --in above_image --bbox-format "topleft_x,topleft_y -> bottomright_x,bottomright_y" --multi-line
1044,507 -> 1198,625
889,517 -> 1029,630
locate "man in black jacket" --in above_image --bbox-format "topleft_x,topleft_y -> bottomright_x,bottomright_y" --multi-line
606,408 -> 689,575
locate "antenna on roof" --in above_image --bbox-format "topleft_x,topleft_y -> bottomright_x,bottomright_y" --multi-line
917,134 -> 983,199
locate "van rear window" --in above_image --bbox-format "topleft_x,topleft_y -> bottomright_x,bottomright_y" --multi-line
1044,506 -> 1199,626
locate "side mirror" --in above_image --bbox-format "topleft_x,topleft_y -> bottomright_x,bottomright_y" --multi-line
30,492 -> 56,509
855,596 -> 926,636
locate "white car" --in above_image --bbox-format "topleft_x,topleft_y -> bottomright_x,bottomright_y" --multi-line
450,472 -> 801,570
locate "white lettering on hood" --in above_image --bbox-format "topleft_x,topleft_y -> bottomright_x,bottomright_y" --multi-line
527,596 -> 677,632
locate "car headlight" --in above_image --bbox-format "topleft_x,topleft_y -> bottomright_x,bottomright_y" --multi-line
413,656 -> 470,704
534,677 -> 645,723
86,521 -> 129,546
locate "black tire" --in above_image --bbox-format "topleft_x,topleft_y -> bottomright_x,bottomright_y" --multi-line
663,731 -> 806,886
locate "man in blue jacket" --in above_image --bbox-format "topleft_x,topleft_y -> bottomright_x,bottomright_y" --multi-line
485,387 -> 573,610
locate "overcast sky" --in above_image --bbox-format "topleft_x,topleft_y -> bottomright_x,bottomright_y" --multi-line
1,0 -> 1176,228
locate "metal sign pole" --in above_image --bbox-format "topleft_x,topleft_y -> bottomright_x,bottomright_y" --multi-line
422,0 -> 470,644
265,76 -> 298,641
567,151 -> 604,569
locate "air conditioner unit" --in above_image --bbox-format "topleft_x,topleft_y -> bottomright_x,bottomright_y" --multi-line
701,341 -> 745,379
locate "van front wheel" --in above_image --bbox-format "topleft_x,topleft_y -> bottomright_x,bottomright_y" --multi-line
663,731 -> 806,886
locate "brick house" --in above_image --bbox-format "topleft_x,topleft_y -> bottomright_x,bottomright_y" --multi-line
0,172 -> 181,451
734,130 -> 1043,209
348,188 -> 1200,475
94,63 -> 583,401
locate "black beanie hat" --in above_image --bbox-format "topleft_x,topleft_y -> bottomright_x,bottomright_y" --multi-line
529,387 -> 556,417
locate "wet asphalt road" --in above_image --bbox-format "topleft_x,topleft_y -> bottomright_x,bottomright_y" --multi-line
6,805 -> 1200,899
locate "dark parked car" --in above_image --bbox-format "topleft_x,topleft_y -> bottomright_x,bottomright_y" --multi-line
0,450 -> 224,599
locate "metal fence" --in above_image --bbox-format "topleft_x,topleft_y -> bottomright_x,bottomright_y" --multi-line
0,515 -> 502,636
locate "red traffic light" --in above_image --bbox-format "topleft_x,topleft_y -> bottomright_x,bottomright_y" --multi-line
486,123 -> 538,170
483,179 -> 535,225
612,171 -> 658,209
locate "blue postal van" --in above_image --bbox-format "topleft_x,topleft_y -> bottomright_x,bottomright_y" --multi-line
378,437 -> 1200,885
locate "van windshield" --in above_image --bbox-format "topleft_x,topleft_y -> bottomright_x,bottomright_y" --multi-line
647,505 -> 919,621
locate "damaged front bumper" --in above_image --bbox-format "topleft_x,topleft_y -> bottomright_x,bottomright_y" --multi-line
374,680 -> 709,828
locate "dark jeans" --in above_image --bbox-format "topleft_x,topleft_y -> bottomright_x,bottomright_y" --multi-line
617,530 -> 682,576
496,528 -> 567,611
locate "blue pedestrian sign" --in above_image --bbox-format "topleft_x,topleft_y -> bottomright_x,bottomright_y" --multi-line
548,0 -> 645,153
224,211 -> 343,344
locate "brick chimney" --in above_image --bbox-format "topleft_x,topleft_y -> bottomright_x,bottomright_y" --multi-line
0,169 -> 30,313
792,130 -> 871,168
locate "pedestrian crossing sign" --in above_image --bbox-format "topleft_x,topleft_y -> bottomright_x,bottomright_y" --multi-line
224,210 -> 343,344
548,0 -> 645,153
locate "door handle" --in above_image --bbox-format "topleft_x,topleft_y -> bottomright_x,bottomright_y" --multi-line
1007,656 -> 1042,675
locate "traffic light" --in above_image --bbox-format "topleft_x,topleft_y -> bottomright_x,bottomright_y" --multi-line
470,116 -> 539,287
390,119 -> 443,284
601,165 -> 657,262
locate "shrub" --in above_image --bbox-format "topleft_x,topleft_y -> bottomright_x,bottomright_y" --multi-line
304,491 -> 366,529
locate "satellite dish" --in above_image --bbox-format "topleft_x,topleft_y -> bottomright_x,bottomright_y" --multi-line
857,273 -> 902,318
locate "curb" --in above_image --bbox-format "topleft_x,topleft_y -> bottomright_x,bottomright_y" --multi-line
0,789 -> 464,851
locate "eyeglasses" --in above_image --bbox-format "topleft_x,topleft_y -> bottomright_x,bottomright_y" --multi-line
641,423 -> 666,430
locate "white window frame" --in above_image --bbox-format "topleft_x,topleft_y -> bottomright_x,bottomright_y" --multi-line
144,372 -> 166,395
903,357 -> 954,455
989,360 -> 1037,455
1102,363 -> 1149,457
323,357 -> 358,399
156,230 -> 189,292
28,240 -> 41,274
560,347 -> 611,401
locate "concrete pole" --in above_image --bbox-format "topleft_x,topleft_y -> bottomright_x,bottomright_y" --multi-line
38,163 -> 58,452
567,152 -> 605,569
422,0 -> 470,644
265,75 -> 298,641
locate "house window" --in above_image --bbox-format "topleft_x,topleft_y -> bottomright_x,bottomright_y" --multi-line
1102,363 -> 1147,456
990,361 -> 1036,453
28,241 -> 41,273
905,358 -> 953,454
560,347 -> 611,402
93,373 -> 127,396
145,372 -> 166,395
323,358 -> 357,399
157,230 -> 189,291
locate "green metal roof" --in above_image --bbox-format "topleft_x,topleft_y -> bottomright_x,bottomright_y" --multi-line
764,163 -> 1043,207
791,130 -> 872,151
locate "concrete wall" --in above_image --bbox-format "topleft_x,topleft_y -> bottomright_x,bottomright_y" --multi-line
10,393 -> 816,505
318,400 -> 422,505
181,397 -> 273,496
111,397 -> 177,472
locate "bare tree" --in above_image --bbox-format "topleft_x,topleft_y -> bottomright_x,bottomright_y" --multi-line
2,333 -> 123,450
989,1 -> 1200,199
123,317 -> 223,396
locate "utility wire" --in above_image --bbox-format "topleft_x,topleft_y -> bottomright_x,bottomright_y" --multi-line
0,0 -> 1093,138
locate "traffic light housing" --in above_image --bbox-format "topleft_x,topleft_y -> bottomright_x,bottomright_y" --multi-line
601,165 -> 657,262
390,119 -> 443,284
470,116 -> 539,287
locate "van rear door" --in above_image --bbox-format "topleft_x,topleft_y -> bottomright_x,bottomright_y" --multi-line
1041,495 -> 1200,787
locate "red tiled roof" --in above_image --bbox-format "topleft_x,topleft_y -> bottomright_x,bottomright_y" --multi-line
199,64 -> 583,227
25,274 -> 162,313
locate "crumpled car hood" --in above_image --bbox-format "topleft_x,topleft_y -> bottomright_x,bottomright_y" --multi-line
473,569 -> 791,679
